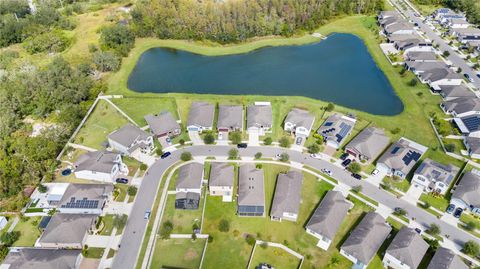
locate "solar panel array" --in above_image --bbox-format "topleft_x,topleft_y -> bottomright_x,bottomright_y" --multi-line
324,122 -> 333,127
391,147 -> 400,154
335,122 -> 352,142
402,150 -> 421,166
462,116 -> 480,132
61,197 -> 99,209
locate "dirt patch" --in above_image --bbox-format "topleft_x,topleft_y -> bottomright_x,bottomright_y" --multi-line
184,247 -> 199,261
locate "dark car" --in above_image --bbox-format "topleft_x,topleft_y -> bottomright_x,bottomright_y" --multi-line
414,228 -> 422,234
161,151 -> 171,159
453,207 -> 463,218
237,143 -> 248,148
351,173 -> 361,180
477,73 -> 480,79
116,178 -> 128,184
61,169 -> 72,176
446,204 -> 455,214
341,159 -> 351,167
340,153 -> 349,160
295,136 -> 303,145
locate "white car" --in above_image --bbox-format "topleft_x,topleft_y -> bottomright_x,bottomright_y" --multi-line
310,153 -> 322,159
371,169 -> 379,176
218,133 -> 223,140
321,168 -> 333,177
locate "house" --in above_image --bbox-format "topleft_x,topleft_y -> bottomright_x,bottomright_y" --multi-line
317,113 -> 356,149
382,227 -> 429,269
108,124 -> 154,156
404,61 -> 446,75
270,171 -> 303,222
451,171 -> 480,214
380,16 -> 404,28
426,247 -> 468,269
446,18 -> 470,29
418,68 -> 463,91
450,28 -> 480,43
1,248 -> 82,269
305,191 -> 352,250
464,136 -> 480,159
378,11 -> 400,21
237,164 -> 265,217
394,38 -> 433,54
376,137 -> 428,179
384,23 -> 415,35
386,34 -> 423,44
247,103 -> 273,135
186,102 -> 215,132
340,212 -> 392,269
30,183 -> 69,209
454,114 -> 480,137
439,85 -> 475,101
144,111 -> 181,138
175,162 -> 204,210
73,151 -> 128,183
36,214 -> 97,249
405,51 -> 437,62
345,127 -> 390,163
284,108 -> 316,137
441,97 -> 480,117
217,105 -> 243,132
0,216 -> 7,230
411,159 -> 459,195
57,183 -> 113,214
209,162 -> 234,202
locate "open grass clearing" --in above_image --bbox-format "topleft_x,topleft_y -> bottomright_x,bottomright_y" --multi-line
112,97 -> 179,126
150,238 -> 206,269
249,245 -> 301,269
12,217 -> 42,247
419,193 -> 449,212
162,190 -> 205,234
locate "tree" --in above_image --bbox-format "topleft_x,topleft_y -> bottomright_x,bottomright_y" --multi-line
254,152 -> 262,159
426,238 -> 439,250
0,231 -> 19,246
445,143 -> 456,153
409,78 -> 418,87
191,232 -> 197,241
228,148 -> 239,159
218,219 -> 230,232
127,186 -> 137,196
179,139 -> 185,145
307,143 -> 320,154
348,162 -> 361,174
203,133 -> 215,144
260,242 -> 268,249
466,221 -> 477,231
443,50 -> 450,57
160,220 -> 174,239
155,147 -> 163,156
229,131 -> 242,144
263,137 -> 272,145
113,214 -> 128,229
279,153 -> 289,162
427,223 -> 441,236
463,240 -> 480,257
326,103 -> 335,112
93,51 -> 121,72
180,151 -> 192,161
37,184 -> 47,193
100,25 -> 135,56
394,208 -> 407,216
279,137 -> 291,148
140,163 -> 148,171
246,235 -> 256,246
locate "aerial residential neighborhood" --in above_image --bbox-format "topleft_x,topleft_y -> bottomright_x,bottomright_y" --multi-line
2,0 -> 480,269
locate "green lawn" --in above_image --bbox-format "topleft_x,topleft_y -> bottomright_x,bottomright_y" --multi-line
150,238 -> 206,269
12,217 -> 42,247
419,193 -> 449,212
99,214 -> 115,236
114,184 -> 128,202
382,177 -> 411,193
249,245 -> 301,269
84,247 -> 105,259
162,190 -> 205,234
112,97 -> 179,126
460,213 -> 480,230
442,138 -> 466,156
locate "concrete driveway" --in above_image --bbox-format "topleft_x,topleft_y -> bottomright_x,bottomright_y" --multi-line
248,131 -> 260,146
404,184 -> 423,204
188,131 -> 204,145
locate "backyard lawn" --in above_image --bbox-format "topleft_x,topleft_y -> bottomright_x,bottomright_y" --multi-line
150,238 -> 206,269
162,191 -> 205,234
12,217 -> 42,247
249,245 -> 301,269
112,97 -> 179,126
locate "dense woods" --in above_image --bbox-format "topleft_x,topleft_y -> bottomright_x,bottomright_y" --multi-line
131,0 -> 384,43
414,0 -> 480,24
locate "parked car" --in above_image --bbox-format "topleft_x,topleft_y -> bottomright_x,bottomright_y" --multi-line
414,228 -> 422,234
310,153 -> 321,159
464,73 -> 474,82
237,143 -> 248,149
295,136 -> 303,145
321,168 -> 333,177
453,207 -> 463,218
371,169 -> 379,176
161,151 -> 171,159
116,178 -> 128,184
351,173 -> 361,180
218,133 -> 223,140
477,73 -> 480,79
144,210 -> 151,219
61,169 -> 72,176
446,204 -> 455,214
166,137 -> 172,145
340,153 -> 349,160
341,159 -> 351,167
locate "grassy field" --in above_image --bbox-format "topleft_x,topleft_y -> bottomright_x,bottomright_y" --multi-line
249,245 -> 301,269
12,217 -> 42,247
84,247 -> 105,259
150,238 -> 206,269
162,191 -> 205,234
419,193 -> 449,212
112,97 -> 180,126
114,184 -> 128,202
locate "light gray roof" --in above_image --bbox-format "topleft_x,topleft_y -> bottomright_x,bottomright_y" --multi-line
386,227 -> 429,269
1,248 -> 81,269
452,171 -> 480,208
405,51 -> 437,61
59,183 -> 113,210
414,158 -> 459,185
387,34 -> 423,43
443,97 -> 480,115
427,247 -> 468,269
419,67 -> 461,82
176,162 -> 204,190
38,214 -> 97,245
238,164 -> 265,207
187,102 -> 215,128
379,10 -> 400,20
405,61 -> 447,72
144,111 -> 180,136
285,108 -> 315,130
452,27 -> 480,35
108,124 -> 149,148
317,113 -> 356,145
74,151 -> 119,174
247,104 -> 272,129
466,136 -> 480,154
218,105 -> 243,130
385,22 -> 413,34
346,127 -> 390,160
439,85 -> 475,99
175,191 -> 200,201
448,18 -> 469,24
270,171 -> 303,219
378,139 -> 424,176
209,162 -> 234,187
394,37 -> 429,50
341,212 -> 392,265
306,191 -> 351,240
380,16 -> 404,26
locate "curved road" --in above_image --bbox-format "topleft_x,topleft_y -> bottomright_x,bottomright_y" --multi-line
112,145 -> 480,269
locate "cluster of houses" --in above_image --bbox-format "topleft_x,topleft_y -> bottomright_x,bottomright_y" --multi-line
1,183 -> 114,268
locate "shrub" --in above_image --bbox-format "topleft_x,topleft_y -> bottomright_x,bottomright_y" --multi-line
23,30 -> 71,54
427,223 -> 440,236
191,232 -> 197,241
408,78 -> 418,87
263,137 -> 272,145
37,184 -> 47,193
203,133 -> 215,144
254,152 -> 262,159
445,143 -> 456,153
279,136 -> 291,148
348,162 -> 361,174
127,186 -> 137,196
0,231 -> 19,246
245,235 -> 256,245
160,221 -> 174,239
100,25 -> 135,56
232,229 -> 240,237
218,219 -> 230,232
391,127 -> 401,134
325,103 -> 335,112
307,143 -> 320,154
93,51 -> 121,72
229,131 -> 242,144
352,185 -> 362,193
180,151 -> 192,161
463,240 -> 480,257
443,50 -> 450,57
255,163 -> 263,169
155,147 -> 163,156
228,148 -> 239,159
260,242 -> 268,249
88,43 -> 98,53
208,235 -> 214,242
140,163 -> 148,171
466,221 -> 477,231
179,139 -> 185,145
279,153 -> 289,162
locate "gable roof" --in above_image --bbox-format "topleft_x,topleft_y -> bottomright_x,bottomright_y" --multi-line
74,151 -> 119,174
439,85 -> 475,99
378,138 -> 427,175
1,248 -> 81,269
419,67 -> 461,82
405,61 -> 447,72
108,124 -> 149,148
317,113 -> 356,145
209,162 -> 234,187
394,37 -> 430,50
452,171 -> 480,208
270,171 -> 303,219
247,104 -> 272,128
346,127 -> 390,160
414,158 -> 459,185
427,247 -> 468,269
38,214 -> 97,245
187,102 -> 215,128
341,212 -> 392,265
405,51 -> 437,61
218,105 -> 243,130
306,191 -> 351,240
285,109 -> 315,130
144,111 -> 180,136
385,22 -> 413,34
455,114 -> 480,134
386,227 -> 429,269
466,136 -> 480,155
59,183 -> 113,210
176,162 -> 204,190
238,164 -> 265,207
443,97 -> 480,115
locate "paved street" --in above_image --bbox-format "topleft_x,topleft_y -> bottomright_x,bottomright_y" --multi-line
113,145 -> 480,269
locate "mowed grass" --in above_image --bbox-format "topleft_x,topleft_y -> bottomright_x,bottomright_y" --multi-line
162,190 -> 205,234
112,97 -> 179,126
12,217 -> 42,247
249,245 -> 301,269
150,238 -> 206,269
74,100 -> 129,149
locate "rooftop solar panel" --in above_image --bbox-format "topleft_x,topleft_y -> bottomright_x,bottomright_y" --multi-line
391,147 -> 400,154
462,116 -> 480,132
324,122 -> 333,127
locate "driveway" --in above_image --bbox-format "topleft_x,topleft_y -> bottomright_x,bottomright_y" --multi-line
403,184 -> 423,204
188,131 -> 204,145
248,131 -> 260,146
216,132 -> 229,145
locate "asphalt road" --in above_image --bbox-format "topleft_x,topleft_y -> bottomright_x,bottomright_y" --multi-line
113,145 -> 480,269
392,0 -> 480,88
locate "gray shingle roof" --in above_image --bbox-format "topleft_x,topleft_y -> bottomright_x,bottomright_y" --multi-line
452,171 -> 480,208
466,136 -> 480,155
427,247 -> 468,269
218,105 -> 243,130
144,111 -> 180,136
405,51 -> 437,61
247,104 -> 272,129
419,67 -> 461,82
1,248 -> 81,269
176,162 -> 204,190
386,227 -> 429,269
341,212 -> 392,265
59,183 -> 113,210
443,97 -> 480,115
414,158 -> 459,185
187,102 -> 215,128
378,10 -> 400,20
385,22 -> 413,34
209,162 -> 234,187
387,34 -> 423,43
378,138 -> 426,176
346,127 -> 390,161
285,109 -> 315,130
317,113 -> 356,145
74,151 -> 119,174
270,171 -> 303,219
394,37 -> 429,50
405,61 -> 447,72
108,124 -> 149,148
306,191 -> 351,240
238,164 -> 265,207
439,85 -> 475,99
38,214 -> 97,245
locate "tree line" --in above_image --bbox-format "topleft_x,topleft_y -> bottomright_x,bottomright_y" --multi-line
131,0 -> 384,43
